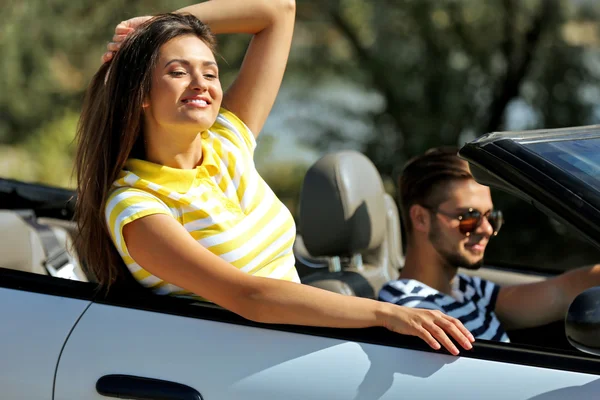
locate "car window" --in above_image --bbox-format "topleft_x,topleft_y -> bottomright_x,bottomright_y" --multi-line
523,137 -> 600,189
484,188 -> 600,274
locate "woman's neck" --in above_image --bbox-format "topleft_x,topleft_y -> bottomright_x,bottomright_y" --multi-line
143,127 -> 205,169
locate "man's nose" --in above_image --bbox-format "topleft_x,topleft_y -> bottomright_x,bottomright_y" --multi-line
476,216 -> 495,237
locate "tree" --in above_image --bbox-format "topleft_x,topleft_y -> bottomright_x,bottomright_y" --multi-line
291,0 -> 600,270
295,0 -> 600,174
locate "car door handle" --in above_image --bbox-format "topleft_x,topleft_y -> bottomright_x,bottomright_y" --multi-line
96,374 -> 203,400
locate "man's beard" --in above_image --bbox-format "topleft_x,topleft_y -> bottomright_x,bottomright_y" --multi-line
428,223 -> 483,270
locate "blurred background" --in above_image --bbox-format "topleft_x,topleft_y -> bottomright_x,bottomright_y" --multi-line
2,0 -> 600,272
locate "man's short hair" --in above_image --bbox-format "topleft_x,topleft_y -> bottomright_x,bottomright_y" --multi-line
398,146 -> 473,233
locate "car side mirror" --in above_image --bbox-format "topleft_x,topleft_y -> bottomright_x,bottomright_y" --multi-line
565,286 -> 600,356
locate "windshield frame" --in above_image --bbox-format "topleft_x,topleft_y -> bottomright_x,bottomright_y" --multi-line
460,132 -> 600,251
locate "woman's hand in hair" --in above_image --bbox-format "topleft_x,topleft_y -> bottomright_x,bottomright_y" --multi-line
102,16 -> 151,63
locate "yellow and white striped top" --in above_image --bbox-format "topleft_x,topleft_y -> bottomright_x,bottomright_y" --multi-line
105,108 -> 300,299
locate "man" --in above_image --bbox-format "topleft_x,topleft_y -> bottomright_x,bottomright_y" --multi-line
379,146 -> 600,342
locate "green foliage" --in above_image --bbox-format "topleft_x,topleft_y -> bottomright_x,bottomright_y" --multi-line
22,110 -> 79,188
1,110 -> 78,189
296,0 -> 600,174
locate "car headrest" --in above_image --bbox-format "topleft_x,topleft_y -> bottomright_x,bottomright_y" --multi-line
299,151 -> 386,257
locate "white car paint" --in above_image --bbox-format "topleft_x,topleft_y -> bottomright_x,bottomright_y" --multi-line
0,288 -> 90,400
55,303 -> 600,400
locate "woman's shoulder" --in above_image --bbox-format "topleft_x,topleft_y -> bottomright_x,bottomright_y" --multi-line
211,108 -> 257,153
104,185 -> 173,233
105,185 -> 168,214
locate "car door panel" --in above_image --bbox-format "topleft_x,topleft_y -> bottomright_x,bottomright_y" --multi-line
55,302 -> 600,400
0,287 -> 91,400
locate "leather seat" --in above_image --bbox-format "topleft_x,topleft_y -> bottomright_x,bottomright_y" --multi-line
295,151 -> 403,298
0,210 -> 88,281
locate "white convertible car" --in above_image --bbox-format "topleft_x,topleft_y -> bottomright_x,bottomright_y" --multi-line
1,126 -> 599,399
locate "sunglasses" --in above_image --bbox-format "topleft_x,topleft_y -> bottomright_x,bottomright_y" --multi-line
425,207 -> 504,236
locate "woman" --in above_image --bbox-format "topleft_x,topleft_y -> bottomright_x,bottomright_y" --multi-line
75,0 -> 474,356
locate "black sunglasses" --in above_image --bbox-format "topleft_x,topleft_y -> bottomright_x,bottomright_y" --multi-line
424,206 -> 504,236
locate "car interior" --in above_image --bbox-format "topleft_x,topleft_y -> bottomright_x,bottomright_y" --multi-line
0,150 -> 578,352
0,190 -> 88,282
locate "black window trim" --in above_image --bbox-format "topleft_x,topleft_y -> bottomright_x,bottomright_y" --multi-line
1,267 -> 600,376
460,139 -> 600,251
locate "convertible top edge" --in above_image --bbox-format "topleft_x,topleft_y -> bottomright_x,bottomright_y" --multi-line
471,124 -> 600,145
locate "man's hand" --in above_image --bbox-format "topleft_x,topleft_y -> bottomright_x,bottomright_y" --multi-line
102,16 -> 152,63
496,263 -> 600,330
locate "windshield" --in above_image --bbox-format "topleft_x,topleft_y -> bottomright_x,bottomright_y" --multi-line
521,137 -> 600,189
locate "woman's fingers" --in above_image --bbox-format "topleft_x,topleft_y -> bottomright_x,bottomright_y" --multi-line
443,314 -> 475,343
389,308 -> 475,355
433,318 -> 473,351
102,52 -> 114,63
424,321 -> 460,355
415,327 -> 441,351
107,42 -> 120,52
104,35 -> 127,61
116,16 -> 151,33
102,17 -> 150,64
115,26 -> 134,35
112,34 -> 129,43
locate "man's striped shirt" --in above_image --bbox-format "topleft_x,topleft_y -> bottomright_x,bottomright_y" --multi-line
105,108 -> 300,299
379,274 -> 510,342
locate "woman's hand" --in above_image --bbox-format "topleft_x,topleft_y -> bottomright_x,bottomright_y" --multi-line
102,16 -> 151,63
382,304 -> 475,355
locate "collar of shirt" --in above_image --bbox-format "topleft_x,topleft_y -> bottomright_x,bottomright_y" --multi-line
124,139 -> 219,194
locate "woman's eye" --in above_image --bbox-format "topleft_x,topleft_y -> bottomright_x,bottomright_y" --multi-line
169,70 -> 187,77
204,73 -> 217,80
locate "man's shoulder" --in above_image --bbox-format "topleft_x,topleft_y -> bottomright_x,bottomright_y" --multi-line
381,278 -> 438,294
456,273 -> 500,303
378,278 -> 444,306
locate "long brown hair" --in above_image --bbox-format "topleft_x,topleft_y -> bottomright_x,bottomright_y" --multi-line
74,13 -> 216,288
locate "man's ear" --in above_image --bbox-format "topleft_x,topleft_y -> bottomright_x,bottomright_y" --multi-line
409,204 -> 430,233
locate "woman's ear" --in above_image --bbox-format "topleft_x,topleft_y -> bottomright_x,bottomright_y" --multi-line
409,204 -> 430,233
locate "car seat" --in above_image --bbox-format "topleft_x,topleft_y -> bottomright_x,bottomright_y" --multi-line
295,151 -> 403,298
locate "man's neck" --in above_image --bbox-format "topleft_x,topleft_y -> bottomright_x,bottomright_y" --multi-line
400,240 -> 457,296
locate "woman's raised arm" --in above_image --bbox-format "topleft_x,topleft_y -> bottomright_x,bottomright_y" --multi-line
104,0 -> 295,137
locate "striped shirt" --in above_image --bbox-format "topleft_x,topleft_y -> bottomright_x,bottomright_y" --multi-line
379,274 -> 510,342
105,108 -> 300,299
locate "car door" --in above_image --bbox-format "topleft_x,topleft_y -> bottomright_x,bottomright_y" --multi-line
0,179 -> 95,400
0,269 -> 92,400
53,291 -> 600,400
